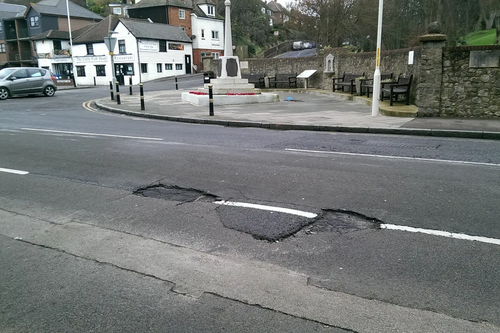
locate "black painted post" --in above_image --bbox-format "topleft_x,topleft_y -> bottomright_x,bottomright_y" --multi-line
94,77 -> 96,86
175,76 -> 178,90
208,84 -> 214,116
109,81 -> 114,100
140,83 -> 145,111
116,81 -> 121,105
129,76 -> 133,95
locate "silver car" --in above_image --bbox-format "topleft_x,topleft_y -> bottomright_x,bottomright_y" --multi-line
0,67 -> 57,100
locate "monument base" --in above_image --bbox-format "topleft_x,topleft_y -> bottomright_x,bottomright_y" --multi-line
204,77 -> 257,94
181,92 -> 279,106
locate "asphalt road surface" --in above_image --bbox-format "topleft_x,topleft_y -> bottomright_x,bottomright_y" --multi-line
1,82 -> 499,332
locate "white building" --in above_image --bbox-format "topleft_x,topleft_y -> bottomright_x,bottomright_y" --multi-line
191,0 -> 224,71
66,15 -> 192,86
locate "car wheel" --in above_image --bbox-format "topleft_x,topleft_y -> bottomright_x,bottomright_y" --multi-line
0,87 -> 9,100
43,85 -> 56,97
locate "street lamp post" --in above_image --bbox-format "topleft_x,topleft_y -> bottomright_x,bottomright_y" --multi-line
65,0 -> 77,87
371,0 -> 384,116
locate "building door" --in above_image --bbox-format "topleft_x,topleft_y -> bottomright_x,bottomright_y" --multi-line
184,55 -> 191,74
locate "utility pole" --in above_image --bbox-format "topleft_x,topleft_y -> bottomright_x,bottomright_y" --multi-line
371,0 -> 384,117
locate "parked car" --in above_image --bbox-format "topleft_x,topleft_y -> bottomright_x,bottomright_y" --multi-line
0,67 -> 57,100
293,41 -> 304,50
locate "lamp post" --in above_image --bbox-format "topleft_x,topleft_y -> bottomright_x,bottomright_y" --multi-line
371,0 -> 384,116
65,0 -> 77,87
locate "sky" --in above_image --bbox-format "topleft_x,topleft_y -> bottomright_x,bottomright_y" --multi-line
275,0 -> 293,8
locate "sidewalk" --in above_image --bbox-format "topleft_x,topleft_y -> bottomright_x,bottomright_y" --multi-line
94,88 -> 500,140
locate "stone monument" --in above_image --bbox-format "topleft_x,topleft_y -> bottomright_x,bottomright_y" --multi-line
182,0 -> 278,106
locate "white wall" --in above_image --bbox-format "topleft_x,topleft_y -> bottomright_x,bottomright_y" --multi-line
191,15 -> 224,51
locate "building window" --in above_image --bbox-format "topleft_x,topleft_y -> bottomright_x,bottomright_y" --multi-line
201,29 -> 205,39
165,63 -> 172,70
95,65 -> 105,76
175,64 -> 182,70
0,22 -> 3,33
212,30 -> 219,40
113,7 -> 121,15
207,5 -> 215,16
86,44 -> 94,55
30,16 -> 39,28
76,66 -> 86,77
157,63 -> 162,73
141,63 -> 148,73
179,9 -> 185,19
159,40 -> 167,52
0,43 -> 5,53
53,40 -> 62,51
118,40 -> 126,54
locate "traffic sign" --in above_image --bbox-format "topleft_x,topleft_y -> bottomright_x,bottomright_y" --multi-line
104,37 -> 117,52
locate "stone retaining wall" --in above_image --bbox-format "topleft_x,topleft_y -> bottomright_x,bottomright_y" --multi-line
202,42 -> 500,118
441,46 -> 500,117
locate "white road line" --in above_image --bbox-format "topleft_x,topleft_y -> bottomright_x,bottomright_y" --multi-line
381,224 -> 500,246
285,148 -> 500,167
214,200 -> 500,246
21,128 -> 163,141
0,167 -> 29,175
213,200 -> 318,218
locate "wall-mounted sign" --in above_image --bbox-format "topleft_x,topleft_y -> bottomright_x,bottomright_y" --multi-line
139,40 -> 159,52
114,55 -> 134,61
168,43 -> 184,51
74,55 -> 107,63
470,50 -> 500,68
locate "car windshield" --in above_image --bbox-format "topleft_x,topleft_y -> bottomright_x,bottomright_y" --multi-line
0,68 -> 17,80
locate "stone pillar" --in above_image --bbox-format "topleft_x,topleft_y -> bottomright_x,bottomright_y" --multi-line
417,22 -> 447,117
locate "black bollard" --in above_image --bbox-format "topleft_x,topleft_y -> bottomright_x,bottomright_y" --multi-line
140,83 -> 145,111
129,76 -> 133,95
116,81 -> 121,105
208,84 -> 214,116
175,76 -> 178,90
109,81 -> 114,100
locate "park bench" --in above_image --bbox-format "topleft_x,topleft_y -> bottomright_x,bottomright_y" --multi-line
333,72 -> 365,94
381,74 -> 413,106
242,73 -> 266,88
268,73 -> 298,88
359,73 -> 393,97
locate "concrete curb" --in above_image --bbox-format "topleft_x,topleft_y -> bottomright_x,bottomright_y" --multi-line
95,100 -> 500,140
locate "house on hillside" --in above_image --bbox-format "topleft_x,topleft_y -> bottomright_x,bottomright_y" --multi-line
1,0 -> 102,69
0,3 -> 27,68
127,0 -> 224,72
191,0 -> 223,71
265,0 -> 288,26
63,15 -> 192,86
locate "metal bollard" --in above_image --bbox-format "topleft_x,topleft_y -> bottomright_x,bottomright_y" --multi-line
129,76 -> 133,95
116,81 -> 121,105
109,81 -> 114,100
175,76 -> 178,90
208,84 -> 214,116
140,83 -> 145,110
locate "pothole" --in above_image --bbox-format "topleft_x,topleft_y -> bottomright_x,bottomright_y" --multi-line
304,210 -> 381,235
133,184 -> 218,203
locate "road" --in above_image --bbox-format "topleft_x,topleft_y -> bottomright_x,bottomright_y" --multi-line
1,81 -> 499,332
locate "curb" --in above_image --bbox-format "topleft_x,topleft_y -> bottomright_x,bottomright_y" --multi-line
94,100 -> 500,140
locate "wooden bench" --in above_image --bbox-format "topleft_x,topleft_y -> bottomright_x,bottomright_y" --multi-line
268,73 -> 297,88
381,74 -> 413,106
359,73 -> 393,97
242,73 -> 266,88
333,72 -> 365,94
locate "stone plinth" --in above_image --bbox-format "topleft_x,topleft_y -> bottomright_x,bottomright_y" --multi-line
181,92 -> 279,106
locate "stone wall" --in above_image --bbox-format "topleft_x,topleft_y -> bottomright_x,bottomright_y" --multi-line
202,43 -> 500,118
441,45 -> 500,117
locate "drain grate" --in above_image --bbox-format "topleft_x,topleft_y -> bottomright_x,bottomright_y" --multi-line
133,184 -> 217,203
304,210 -> 381,235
